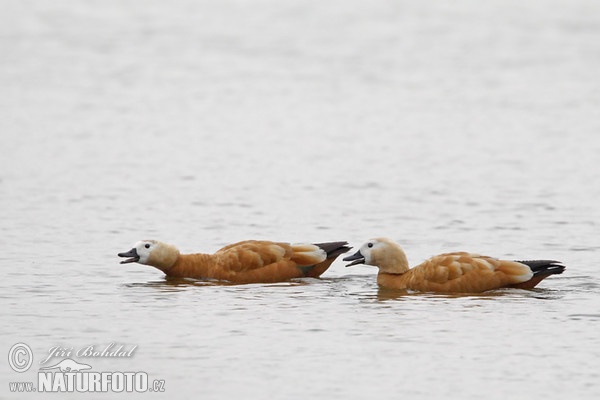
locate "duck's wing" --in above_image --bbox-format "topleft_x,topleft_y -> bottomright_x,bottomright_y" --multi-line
215,240 -> 327,273
215,241 -> 291,273
407,252 -> 533,292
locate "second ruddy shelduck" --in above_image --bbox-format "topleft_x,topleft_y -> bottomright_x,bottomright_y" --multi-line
118,239 -> 350,284
344,238 -> 565,293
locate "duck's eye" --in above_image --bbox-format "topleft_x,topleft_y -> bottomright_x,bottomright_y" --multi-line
145,244 -> 151,249
367,243 -> 373,248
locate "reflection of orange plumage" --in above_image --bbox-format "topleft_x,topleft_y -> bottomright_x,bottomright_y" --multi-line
344,238 -> 565,293
118,240 -> 350,284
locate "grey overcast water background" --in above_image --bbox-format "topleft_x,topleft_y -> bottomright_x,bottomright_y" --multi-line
1,0 -> 600,399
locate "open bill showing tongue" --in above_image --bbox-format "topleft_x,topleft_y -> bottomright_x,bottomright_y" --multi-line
343,250 -> 365,267
118,248 -> 140,264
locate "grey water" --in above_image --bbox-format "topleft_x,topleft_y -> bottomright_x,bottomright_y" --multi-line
1,0 -> 599,398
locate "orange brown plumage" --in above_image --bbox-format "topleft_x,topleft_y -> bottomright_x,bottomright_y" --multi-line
344,238 -> 565,293
118,239 -> 350,284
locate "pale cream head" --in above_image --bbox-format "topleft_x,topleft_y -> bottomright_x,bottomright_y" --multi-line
118,240 -> 180,271
344,238 -> 410,274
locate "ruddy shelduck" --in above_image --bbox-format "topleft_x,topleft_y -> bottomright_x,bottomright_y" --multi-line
118,240 -> 350,283
344,238 -> 565,293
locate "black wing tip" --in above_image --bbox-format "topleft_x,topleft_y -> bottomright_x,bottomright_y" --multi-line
314,241 -> 352,258
516,259 -> 566,275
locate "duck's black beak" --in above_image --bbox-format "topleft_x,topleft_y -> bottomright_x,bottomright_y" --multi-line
343,250 -> 365,267
118,248 -> 140,264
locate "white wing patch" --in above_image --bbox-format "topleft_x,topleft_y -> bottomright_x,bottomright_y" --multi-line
291,243 -> 327,265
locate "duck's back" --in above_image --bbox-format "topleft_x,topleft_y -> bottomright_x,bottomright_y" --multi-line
168,240 -> 347,283
378,252 -> 535,293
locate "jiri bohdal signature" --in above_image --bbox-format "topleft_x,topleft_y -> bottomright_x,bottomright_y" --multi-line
39,343 -> 137,365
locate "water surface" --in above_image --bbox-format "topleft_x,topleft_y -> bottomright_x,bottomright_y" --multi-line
1,0 -> 599,399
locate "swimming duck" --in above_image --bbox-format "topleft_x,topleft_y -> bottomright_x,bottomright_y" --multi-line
344,238 -> 565,293
118,240 -> 350,283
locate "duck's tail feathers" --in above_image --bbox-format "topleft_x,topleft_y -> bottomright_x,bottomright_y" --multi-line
303,241 -> 351,278
314,241 -> 352,259
516,260 -> 566,276
510,259 -> 565,289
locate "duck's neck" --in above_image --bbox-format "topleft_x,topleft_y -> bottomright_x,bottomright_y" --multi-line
377,272 -> 409,289
165,253 -> 213,279
147,244 -> 180,271
377,248 -> 410,275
